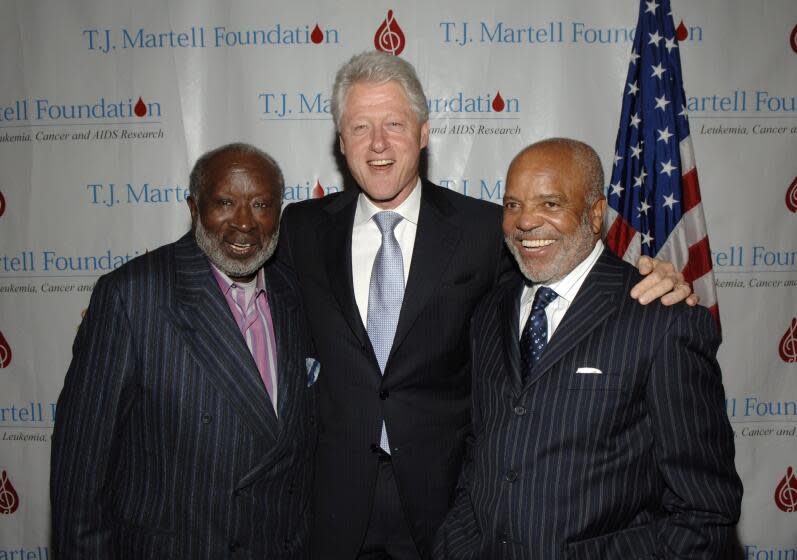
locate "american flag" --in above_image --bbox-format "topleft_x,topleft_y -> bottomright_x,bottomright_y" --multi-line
604,0 -> 720,327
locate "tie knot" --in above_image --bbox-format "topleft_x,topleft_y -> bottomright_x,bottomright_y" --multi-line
531,286 -> 557,311
373,211 -> 403,234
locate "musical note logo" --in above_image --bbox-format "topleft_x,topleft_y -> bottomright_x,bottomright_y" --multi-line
774,466 -> 797,512
312,180 -> 325,199
0,471 -> 19,515
786,176 -> 797,213
374,10 -> 405,56
779,318 -> 797,363
0,330 -> 11,368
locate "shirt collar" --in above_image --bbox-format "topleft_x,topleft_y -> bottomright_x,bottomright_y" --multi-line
209,262 -> 266,296
354,178 -> 422,227
522,239 -> 604,306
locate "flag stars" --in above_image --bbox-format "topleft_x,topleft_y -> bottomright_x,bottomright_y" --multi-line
609,181 -> 624,196
660,160 -> 677,176
629,112 -> 641,128
641,231 -> 654,246
678,105 -> 689,120
648,31 -> 663,46
664,36 -> 678,52
651,62 -> 666,80
633,167 -> 648,187
657,126 -> 673,143
628,81 -> 639,95
629,49 -> 640,65
662,193 -> 679,209
654,94 -> 670,111
638,199 -> 652,215
644,0 -> 659,15
631,143 -> 643,159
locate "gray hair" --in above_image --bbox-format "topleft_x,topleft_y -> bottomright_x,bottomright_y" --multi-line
331,51 -> 429,131
518,137 -> 605,207
188,142 -> 285,204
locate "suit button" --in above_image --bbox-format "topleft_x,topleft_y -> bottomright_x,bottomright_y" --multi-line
379,391 -> 389,400
505,470 -> 518,482
201,413 -> 212,424
228,541 -> 239,552
513,406 -> 526,416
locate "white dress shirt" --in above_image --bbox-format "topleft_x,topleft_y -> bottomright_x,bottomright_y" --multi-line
352,179 -> 422,325
518,240 -> 605,341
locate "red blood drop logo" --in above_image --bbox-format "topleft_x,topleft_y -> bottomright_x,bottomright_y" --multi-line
0,330 -> 11,368
675,20 -> 688,42
374,10 -> 405,56
492,91 -> 505,112
786,176 -> 797,213
312,180 -> 325,198
790,24 -> 797,54
133,97 -> 147,117
779,318 -> 797,363
774,466 -> 797,512
0,191 -> 5,218
0,471 -> 19,515
310,24 -> 324,44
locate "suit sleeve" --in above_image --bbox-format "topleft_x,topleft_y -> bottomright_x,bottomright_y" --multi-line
433,311 -> 486,560
647,306 -> 742,558
50,274 -> 138,559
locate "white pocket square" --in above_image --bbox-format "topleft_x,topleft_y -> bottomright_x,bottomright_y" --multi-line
576,367 -> 603,374
306,358 -> 321,387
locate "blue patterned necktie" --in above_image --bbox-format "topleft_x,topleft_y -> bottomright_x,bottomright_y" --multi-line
366,211 -> 405,453
519,286 -> 558,380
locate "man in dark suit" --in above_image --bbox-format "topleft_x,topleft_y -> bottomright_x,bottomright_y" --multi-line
51,143 -> 317,559
279,52 -> 696,560
434,138 -> 742,559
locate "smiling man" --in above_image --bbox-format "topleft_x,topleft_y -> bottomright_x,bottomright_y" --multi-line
51,143 -> 317,559
278,52 -> 697,560
434,138 -> 741,559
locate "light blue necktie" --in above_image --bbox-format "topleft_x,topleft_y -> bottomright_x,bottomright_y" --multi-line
367,211 -> 405,453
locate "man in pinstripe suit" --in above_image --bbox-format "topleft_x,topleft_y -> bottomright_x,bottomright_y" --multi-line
51,143 -> 317,559
434,138 -> 741,559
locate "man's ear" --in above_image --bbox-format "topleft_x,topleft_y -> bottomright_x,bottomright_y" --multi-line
338,134 -> 346,155
590,198 -> 607,235
187,195 -> 199,230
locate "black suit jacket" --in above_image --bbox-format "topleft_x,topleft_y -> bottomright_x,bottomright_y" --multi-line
51,233 -> 317,559
435,249 -> 742,559
279,181 -> 508,558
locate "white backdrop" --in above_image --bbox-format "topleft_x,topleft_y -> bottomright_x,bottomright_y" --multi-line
0,1 -> 795,557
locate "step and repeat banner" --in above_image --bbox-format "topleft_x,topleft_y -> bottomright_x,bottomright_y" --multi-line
1,0 -> 795,556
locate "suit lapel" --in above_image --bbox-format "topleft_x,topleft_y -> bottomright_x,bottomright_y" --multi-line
318,189 -> 372,351
525,249 -> 625,388
499,277 -> 525,395
168,234 -> 278,441
390,182 -> 461,361
264,262 -> 299,429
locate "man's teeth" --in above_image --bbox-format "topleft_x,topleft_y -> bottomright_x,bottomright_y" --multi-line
369,159 -> 394,166
231,242 -> 254,248
520,239 -> 555,248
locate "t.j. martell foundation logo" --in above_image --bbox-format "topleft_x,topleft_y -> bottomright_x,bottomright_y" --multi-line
774,466 -> 797,512
790,24 -> 797,55
786,177 -> 797,213
375,10 -> 405,56
0,471 -> 20,515
780,318 -> 797,363
0,330 -> 11,368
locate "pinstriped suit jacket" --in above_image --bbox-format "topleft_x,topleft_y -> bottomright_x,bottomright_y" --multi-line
51,233 -> 317,559
434,249 -> 742,559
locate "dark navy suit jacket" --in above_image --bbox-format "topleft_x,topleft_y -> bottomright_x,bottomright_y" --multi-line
51,233 -> 317,559
435,249 -> 742,559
